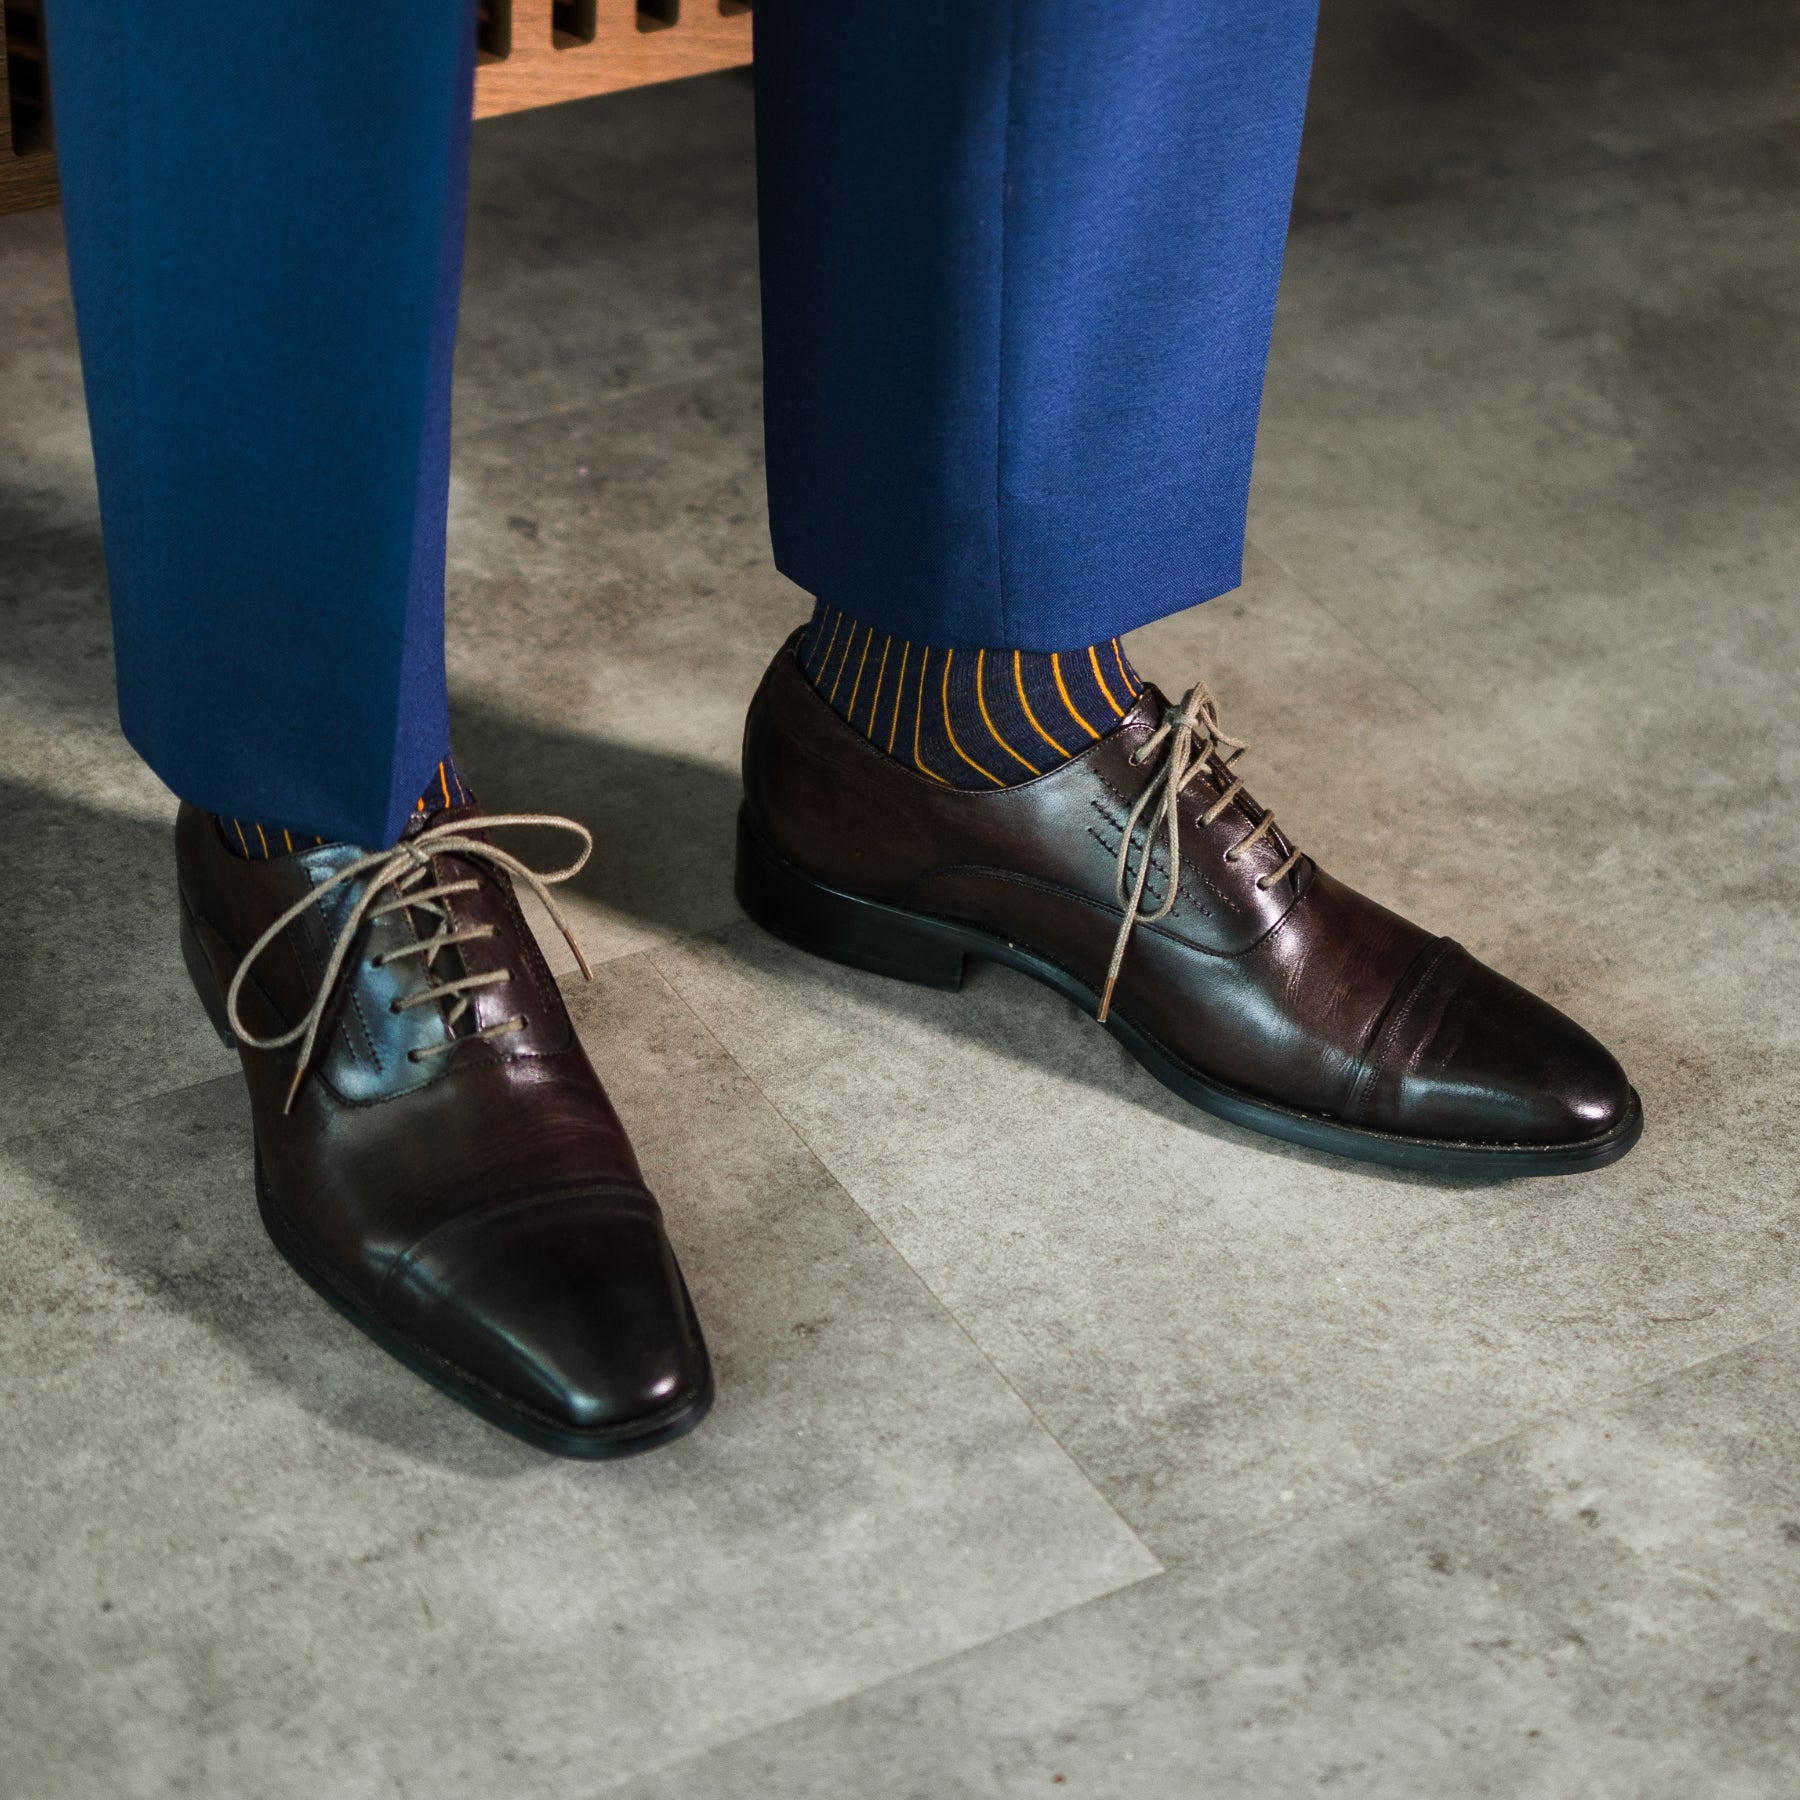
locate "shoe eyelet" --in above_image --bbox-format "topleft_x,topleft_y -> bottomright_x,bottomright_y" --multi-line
388,999 -> 402,1015
406,1048 -> 423,1064
1224,850 -> 1241,864
1255,876 -> 1272,891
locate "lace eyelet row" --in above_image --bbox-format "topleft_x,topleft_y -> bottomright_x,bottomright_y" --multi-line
1101,682 -> 1303,1024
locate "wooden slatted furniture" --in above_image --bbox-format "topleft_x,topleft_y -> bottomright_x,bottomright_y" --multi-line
0,0 -> 753,219
1,0 -> 57,214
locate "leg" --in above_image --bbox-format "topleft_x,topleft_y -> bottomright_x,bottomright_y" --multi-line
43,2 -> 713,1450
757,0 -> 1319,785
45,0 -> 471,848
754,0 -> 1319,648
741,1 -> 1640,1174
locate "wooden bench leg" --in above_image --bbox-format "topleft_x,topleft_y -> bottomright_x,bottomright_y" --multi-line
1,0 -> 60,217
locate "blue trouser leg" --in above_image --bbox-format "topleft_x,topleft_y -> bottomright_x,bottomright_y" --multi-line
754,0 -> 1319,649
43,0 -> 474,848
46,1 -> 1314,844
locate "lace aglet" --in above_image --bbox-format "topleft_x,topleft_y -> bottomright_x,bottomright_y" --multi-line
282,1068 -> 303,1115
1097,976 -> 1117,1025
566,931 -> 595,982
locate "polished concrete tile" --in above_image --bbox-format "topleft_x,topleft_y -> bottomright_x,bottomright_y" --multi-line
1257,118 -> 1800,711
617,1333 -> 1800,1800
0,539 -> 236,1138
0,775 -> 235,1143
1405,0 -> 1800,157
1295,0 -> 1593,227
364,79 -> 749,961
459,74 -> 761,437
0,956 -> 1155,1800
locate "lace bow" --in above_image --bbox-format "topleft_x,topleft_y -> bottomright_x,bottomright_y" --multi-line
224,814 -> 595,1112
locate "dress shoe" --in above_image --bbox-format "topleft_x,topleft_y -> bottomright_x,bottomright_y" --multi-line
738,635 -> 1641,1177
177,801 -> 713,1455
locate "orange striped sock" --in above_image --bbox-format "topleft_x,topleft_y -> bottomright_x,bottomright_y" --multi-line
218,756 -> 471,859
795,603 -> 1144,790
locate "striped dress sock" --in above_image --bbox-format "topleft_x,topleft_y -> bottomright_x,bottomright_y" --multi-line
795,603 -> 1145,790
218,756 -> 471,858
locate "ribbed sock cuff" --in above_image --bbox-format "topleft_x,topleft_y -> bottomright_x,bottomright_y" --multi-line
796,602 -> 1143,789
218,755 -> 470,856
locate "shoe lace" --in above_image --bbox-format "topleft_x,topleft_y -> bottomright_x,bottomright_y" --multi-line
224,814 -> 596,1113
1099,683 -> 1302,1024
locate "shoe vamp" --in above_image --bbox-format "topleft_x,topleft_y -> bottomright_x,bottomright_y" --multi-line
261,1051 -> 649,1298
906,860 -> 1437,1119
1123,875 -> 1434,1113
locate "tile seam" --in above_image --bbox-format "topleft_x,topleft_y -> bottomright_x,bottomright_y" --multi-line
642,942 -> 1166,1573
585,1565 -> 1172,1799
1245,531 -> 1444,713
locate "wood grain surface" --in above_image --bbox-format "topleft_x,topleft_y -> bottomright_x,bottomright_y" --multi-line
475,0 -> 752,120
0,0 -> 750,215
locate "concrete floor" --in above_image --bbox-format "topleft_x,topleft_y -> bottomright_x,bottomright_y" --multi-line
3,2 -> 1798,1794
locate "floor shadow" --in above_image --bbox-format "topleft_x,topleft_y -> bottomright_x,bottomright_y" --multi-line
452,693 -> 746,944
6,1099 -> 544,1481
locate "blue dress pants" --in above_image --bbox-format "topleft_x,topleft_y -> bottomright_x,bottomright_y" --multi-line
44,1 -> 1318,847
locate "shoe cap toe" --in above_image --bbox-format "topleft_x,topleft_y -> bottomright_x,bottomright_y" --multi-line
381,1191 -> 708,1437
1367,948 -> 1633,1147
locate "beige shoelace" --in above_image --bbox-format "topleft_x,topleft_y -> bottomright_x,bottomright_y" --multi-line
1099,684 -> 1302,1023
225,814 -> 596,1113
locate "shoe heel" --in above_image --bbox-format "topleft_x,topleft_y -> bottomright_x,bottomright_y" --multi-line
735,807 -> 968,990
180,900 -> 238,1048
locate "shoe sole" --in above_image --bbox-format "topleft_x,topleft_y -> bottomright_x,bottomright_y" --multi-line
180,896 -> 715,1460
733,808 -> 1644,1180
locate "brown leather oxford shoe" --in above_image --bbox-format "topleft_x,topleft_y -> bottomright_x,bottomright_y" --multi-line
177,801 -> 712,1456
738,635 -> 1641,1178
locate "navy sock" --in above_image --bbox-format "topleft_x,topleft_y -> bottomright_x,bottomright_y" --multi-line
796,602 -> 1143,789
218,756 -> 471,857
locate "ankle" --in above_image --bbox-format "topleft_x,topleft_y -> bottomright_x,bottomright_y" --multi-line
218,756 -> 471,857
796,603 -> 1143,790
